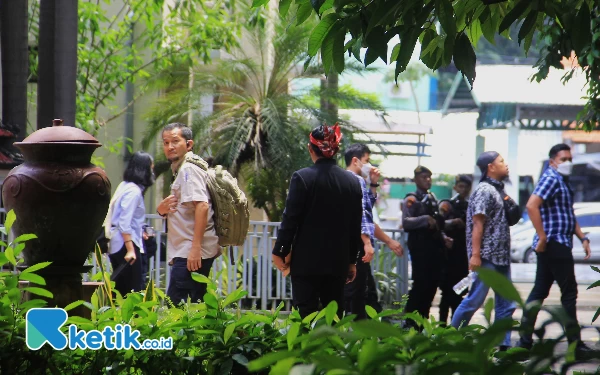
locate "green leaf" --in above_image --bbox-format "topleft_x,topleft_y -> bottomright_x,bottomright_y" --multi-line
204,292 -> 219,309
19,299 -> 47,311
390,43 -> 401,62
24,287 -> 53,298
19,272 -> 46,285
395,27 -> 421,80
332,29 -> 346,73
586,280 -> 600,290
318,0 -> 334,14
452,32 -> 476,88
14,234 -> 38,243
247,350 -> 299,371
571,3 -> 591,54
350,320 -> 404,338
311,0 -> 325,13
224,323 -> 235,344
64,300 -> 85,312
287,322 -> 300,350
297,1 -> 314,26
518,11 -> 537,45
232,354 -> 249,366
365,305 -> 378,319
279,0 -> 292,16
443,33 -> 455,66
191,272 -> 211,284
308,14 -> 339,57
476,267 -> 523,306
302,311 -> 319,325
436,0 -> 456,38
325,300 -> 338,325
467,19 -> 483,47
251,0 -> 269,7
5,247 -> 16,266
223,289 -> 248,307
22,261 -> 52,274
591,265 -> 600,274
321,27 -> 338,75
499,0 -> 530,34
592,307 -> 600,323
483,297 -> 494,324
5,209 -> 16,234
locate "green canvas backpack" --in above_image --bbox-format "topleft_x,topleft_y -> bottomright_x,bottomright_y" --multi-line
183,153 -> 250,253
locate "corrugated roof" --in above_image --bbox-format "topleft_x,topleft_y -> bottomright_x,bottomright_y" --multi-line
472,65 -> 588,106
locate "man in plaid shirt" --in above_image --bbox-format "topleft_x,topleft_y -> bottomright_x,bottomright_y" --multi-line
517,144 -> 594,359
343,143 -> 404,319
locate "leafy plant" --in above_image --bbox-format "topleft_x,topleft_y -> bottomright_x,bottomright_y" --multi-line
271,0 -> 600,130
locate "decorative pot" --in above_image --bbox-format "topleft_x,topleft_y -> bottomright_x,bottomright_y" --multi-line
2,119 -> 110,273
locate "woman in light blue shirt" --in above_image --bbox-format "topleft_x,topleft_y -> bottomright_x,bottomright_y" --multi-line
109,151 -> 155,295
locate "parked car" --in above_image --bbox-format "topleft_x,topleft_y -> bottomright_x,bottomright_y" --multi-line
511,206 -> 600,263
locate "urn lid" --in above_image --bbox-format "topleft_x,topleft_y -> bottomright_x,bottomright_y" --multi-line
18,119 -> 100,144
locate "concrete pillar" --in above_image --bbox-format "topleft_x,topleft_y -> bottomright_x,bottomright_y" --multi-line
36,0 -> 78,128
506,124 -> 520,203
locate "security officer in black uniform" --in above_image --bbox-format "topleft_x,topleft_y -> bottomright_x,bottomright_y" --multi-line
402,166 -> 452,326
437,175 -> 472,324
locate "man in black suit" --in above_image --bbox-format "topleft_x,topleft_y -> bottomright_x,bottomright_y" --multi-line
272,124 -> 362,318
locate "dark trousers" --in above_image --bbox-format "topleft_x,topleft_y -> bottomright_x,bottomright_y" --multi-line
344,261 -> 369,319
439,249 -> 469,324
406,247 -> 441,323
167,257 -> 215,305
519,240 -> 580,345
366,265 -> 383,313
109,244 -> 143,296
292,273 -> 346,319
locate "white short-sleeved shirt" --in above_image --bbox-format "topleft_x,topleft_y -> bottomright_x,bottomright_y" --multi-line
167,155 -> 220,262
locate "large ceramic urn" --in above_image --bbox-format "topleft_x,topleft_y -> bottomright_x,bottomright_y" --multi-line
2,119 -> 110,308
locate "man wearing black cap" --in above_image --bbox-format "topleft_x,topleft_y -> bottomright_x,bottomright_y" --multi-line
402,166 -> 452,326
451,151 -> 516,351
438,174 -> 472,324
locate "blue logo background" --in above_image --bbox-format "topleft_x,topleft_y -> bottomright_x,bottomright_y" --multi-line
26,308 -> 68,350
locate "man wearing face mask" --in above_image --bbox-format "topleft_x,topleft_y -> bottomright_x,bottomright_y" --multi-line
343,143 -> 404,319
402,166 -> 452,327
517,144 -> 594,359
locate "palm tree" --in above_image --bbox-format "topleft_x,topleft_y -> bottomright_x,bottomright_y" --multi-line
143,12 -> 384,220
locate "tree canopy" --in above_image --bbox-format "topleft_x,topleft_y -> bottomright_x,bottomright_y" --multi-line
268,0 -> 600,128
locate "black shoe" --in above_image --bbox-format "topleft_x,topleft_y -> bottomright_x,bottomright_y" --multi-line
575,343 -> 599,361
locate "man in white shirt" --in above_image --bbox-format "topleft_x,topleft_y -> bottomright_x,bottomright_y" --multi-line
157,123 -> 220,305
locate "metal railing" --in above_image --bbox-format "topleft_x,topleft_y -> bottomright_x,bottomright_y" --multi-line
88,217 -> 409,310
1,210 -> 409,310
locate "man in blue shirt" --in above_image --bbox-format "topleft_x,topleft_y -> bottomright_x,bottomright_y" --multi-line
517,144 -> 593,359
343,143 -> 404,319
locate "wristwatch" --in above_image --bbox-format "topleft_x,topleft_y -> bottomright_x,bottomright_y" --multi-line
581,236 -> 590,243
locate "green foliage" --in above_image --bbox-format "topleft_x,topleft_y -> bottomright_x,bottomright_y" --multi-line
270,0 -> 600,130
1,211 -> 599,373
27,0 -> 239,134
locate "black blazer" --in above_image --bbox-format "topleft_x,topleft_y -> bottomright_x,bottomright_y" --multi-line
272,158 -> 363,276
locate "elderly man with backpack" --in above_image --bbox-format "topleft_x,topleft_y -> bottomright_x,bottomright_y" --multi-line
157,123 -> 249,305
